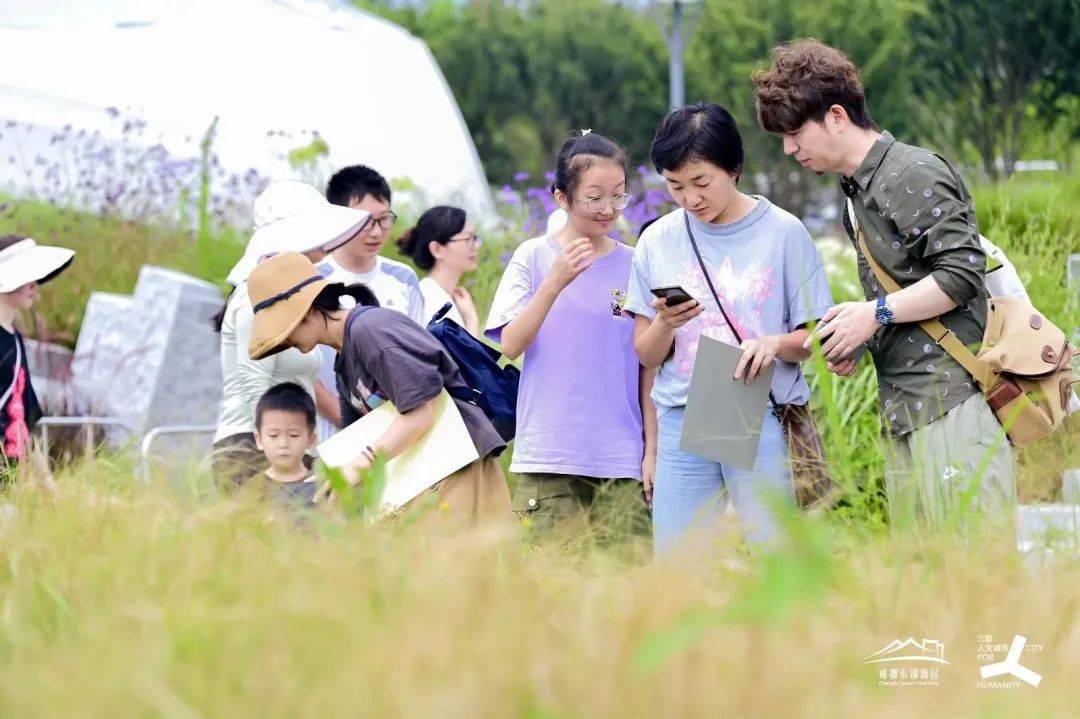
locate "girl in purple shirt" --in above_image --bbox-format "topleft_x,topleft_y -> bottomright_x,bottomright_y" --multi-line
485,132 -> 656,536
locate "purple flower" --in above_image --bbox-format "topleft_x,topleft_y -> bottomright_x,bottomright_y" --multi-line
644,187 -> 670,209
544,171 -> 555,182
497,185 -> 520,206
513,171 -> 530,183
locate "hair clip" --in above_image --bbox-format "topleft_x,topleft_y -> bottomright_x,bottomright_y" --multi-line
581,129 -> 592,136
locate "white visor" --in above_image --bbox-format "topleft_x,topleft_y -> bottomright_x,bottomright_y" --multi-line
226,205 -> 370,286
0,239 -> 75,293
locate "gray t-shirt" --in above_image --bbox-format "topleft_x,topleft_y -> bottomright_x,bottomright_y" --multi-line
250,471 -> 319,506
625,200 -> 833,409
334,306 -> 504,459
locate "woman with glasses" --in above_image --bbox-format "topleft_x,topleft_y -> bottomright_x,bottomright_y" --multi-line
486,131 -> 655,539
397,206 -> 483,338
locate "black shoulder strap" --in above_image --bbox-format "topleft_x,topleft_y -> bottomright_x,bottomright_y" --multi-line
684,211 -> 742,345
432,302 -> 454,324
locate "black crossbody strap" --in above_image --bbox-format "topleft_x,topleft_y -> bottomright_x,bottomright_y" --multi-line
683,210 -> 782,414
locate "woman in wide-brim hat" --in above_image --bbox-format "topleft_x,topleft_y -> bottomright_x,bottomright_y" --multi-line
246,252 -> 511,522
211,181 -> 371,488
0,235 -> 75,465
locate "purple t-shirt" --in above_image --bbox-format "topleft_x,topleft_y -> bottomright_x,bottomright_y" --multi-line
485,236 -> 644,480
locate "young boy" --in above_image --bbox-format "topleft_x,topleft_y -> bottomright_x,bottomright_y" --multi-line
250,382 -> 320,507
752,39 -> 1014,528
314,165 -> 425,440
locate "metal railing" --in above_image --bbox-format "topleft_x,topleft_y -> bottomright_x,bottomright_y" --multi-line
139,424 -> 217,480
37,417 -> 218,480
38,416 -> 136,461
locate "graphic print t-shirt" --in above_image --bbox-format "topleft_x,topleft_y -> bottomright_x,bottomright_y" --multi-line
624,200 -> 833,410
485,236 -> 644,479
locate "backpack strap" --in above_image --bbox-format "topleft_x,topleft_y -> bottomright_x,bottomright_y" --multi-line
847,200 -> 991,388
447,384 -> 481,405
431,302 -> 454,324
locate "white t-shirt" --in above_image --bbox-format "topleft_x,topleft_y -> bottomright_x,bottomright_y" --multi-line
313,255 -> 425,440
214,282 -> 321,442
316,255 -> 425,322
419,276 -> 466,327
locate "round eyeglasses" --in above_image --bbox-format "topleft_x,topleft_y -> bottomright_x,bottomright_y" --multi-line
448,233 -> 483,249
570,193 -> 633,213
368,211 -> 398,231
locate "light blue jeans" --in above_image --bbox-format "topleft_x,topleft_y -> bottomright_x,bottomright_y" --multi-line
653,406 -> 794,557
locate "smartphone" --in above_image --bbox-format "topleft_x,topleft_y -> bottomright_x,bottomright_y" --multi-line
650,285 -> 696,307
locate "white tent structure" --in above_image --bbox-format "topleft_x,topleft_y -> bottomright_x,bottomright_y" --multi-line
0,0 -> 494,220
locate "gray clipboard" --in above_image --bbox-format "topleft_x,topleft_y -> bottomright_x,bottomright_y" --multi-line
679,335 -> 775,471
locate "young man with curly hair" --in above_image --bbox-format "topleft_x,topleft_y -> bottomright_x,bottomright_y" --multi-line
752,39 -> 1014,529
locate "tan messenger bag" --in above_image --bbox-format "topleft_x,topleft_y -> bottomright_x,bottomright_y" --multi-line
855,226 -> 1078,447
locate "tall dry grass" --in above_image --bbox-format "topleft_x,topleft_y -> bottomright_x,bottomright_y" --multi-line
1,456 -> 1077,718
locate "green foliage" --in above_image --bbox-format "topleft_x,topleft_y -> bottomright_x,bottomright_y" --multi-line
318,457 -> 389,520
358,0 -> 1077,193
287,135 -> 331,170
911,0 -> 1080,179
685,0 -> 926,212
359,0 -> 670,183
0,198 -> 244,345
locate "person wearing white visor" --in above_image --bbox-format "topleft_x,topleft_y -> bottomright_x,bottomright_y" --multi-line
1,235 -> 75,465
212,181 -> 371,487
225,180 -> 367,286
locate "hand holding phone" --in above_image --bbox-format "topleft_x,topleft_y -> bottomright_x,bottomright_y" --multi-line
650,285 -> 695,307
650,285 -> 703,330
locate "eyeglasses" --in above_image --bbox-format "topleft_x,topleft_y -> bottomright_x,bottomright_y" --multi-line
448,233 -> 483,249
366,211 -> 398,231
570,193 -> 633,213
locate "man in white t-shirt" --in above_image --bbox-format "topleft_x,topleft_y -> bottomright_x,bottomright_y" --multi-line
313,165 -> 425,439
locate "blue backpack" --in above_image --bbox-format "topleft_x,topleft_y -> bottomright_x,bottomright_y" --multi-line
427,303 -> 520,442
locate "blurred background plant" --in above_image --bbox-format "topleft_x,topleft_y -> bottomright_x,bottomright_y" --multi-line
0,2 -> 1078,712
0,0 -> 1073,557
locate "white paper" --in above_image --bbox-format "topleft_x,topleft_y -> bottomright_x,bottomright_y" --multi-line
316,390 -> 479,513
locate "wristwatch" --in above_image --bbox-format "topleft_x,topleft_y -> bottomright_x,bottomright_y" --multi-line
875,296 -> 895,326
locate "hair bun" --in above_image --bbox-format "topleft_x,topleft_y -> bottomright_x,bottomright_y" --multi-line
396,227 -> 418,255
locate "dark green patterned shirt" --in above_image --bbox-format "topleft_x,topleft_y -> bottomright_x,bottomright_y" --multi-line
839,132 -> 988,437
